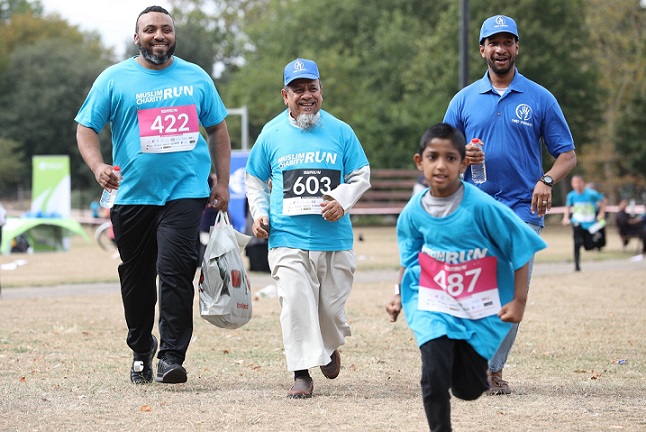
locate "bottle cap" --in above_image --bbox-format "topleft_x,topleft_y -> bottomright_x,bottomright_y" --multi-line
113,166 -> 120,171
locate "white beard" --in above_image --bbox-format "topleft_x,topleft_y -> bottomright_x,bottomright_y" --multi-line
295,113 -> 319,130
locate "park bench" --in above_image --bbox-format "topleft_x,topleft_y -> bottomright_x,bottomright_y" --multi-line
351,168 -> 420,216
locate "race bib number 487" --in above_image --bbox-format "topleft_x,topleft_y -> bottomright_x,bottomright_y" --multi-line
137,104 -> 200,153
282,168 -> 341,216
418,253 -> 500,319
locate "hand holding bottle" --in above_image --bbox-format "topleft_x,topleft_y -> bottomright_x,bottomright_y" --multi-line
468,139 -> 486,184
99,166 -> 121,208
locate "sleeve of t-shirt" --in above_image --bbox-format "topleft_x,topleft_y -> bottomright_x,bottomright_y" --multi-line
442,95 -> 464,132
342,124 -> 369,174
245,135 -> 271,182
198,75 -> 228,128
74,71 -> 112,133
396,202 -> 425,268
480,201 -> 547,270
542,99 -> 575,158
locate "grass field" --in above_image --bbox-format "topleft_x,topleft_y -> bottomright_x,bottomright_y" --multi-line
0,223 -> 645,431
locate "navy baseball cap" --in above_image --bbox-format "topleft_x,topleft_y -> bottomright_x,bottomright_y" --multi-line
479,15 -> 519,44
283,58 -> 320,86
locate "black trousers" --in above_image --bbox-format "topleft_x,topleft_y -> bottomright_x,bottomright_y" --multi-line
111,198 -> 206,360
572,225 -> 586,269
420,337 -> 489,432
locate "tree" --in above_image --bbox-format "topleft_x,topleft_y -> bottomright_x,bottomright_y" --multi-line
0,0 -> 41,23
0,7 -> 87,62
122,2 -> 231,74
0,36 -> 112,191
615,89 -> 646,191
221,0 -> 601,170
582,0 -> 646,201
0,137 -> 25,192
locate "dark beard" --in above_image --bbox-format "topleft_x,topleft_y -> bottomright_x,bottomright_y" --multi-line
487,57 -> 514,76
138,42 -> 176,65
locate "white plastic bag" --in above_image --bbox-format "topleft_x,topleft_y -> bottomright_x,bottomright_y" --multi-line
199,211 -> 253,329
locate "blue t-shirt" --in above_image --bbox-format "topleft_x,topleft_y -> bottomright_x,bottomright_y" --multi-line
246,110 -> 369,251
443,69 -> 575,227
566,188 -> 604,229
75,57 -> 228,205
397,183 -> 546,360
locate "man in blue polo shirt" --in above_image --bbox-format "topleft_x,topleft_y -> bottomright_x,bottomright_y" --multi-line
443,14 -> 577,395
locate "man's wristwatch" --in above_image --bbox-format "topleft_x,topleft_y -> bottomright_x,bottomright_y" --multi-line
540,175 -> 555,187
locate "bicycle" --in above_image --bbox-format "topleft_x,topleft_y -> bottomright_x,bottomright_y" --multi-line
95,220 -> 117,252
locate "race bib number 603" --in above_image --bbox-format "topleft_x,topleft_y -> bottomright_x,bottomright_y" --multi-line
282,168 -> 340,216
418,253 -> 501,319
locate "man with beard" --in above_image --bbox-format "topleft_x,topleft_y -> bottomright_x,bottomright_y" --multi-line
443,15 -> 576,395
245,58 -> 371,398
75,5 -> 231,385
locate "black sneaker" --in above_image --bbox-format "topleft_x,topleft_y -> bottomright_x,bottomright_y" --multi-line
130,335 -> 158,384
155,354 -> 187,384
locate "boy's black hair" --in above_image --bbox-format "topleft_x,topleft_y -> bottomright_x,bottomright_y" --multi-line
136,6 -> 173,32
418,123 -> 466,159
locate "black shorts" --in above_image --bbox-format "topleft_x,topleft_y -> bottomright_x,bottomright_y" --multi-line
573,224 -> 606,250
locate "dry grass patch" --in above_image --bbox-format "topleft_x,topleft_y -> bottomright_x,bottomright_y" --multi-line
1,224 -> 645,431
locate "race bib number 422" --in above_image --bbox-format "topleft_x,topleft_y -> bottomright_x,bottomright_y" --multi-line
282,168 -> 341,216
137,104 -> 200,153
418,253 -> 501,319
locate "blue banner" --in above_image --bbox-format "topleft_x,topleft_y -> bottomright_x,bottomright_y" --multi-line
228,151 -> 250,233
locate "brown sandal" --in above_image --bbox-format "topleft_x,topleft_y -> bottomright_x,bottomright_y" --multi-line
287,376 -> 313,399
320,350 -> 341,379
486,370 -> 511,395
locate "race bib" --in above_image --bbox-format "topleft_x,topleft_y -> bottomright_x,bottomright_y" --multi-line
137,104 -> 200,153
572,202 -> 596,224
418,253 -> 500,319
282,168 -> 341,216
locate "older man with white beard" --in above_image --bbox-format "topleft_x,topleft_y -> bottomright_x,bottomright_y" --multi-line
245,58 -> 371,399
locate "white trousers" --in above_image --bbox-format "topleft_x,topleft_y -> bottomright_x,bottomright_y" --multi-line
268,248 -> 355,371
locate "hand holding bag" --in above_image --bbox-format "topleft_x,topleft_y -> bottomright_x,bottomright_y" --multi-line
199,211 -> 253,329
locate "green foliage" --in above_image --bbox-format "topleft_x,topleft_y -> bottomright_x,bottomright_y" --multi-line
0,0 -> 42,23
0,0 -> 642,199
0,38 -> 112,190
173,12 -> 221,75
222,0 -> 602,170
467,0 -> 604,185
0,137 -> 25,189
615,89 -> 646,178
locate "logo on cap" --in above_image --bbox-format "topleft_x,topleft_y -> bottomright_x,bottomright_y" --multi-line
292,60 -> 306,73
284,58 -> 320,86
480,15 -> 519,44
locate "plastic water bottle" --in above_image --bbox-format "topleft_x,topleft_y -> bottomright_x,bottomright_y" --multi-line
470,138 -> 486,184
588,219 -> 606,234
99,166 -> 121,209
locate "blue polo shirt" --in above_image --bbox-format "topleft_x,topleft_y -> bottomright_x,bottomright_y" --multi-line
443,69 -> 575,226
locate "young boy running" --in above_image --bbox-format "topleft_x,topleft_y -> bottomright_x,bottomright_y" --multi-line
386,123 -> 546,431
